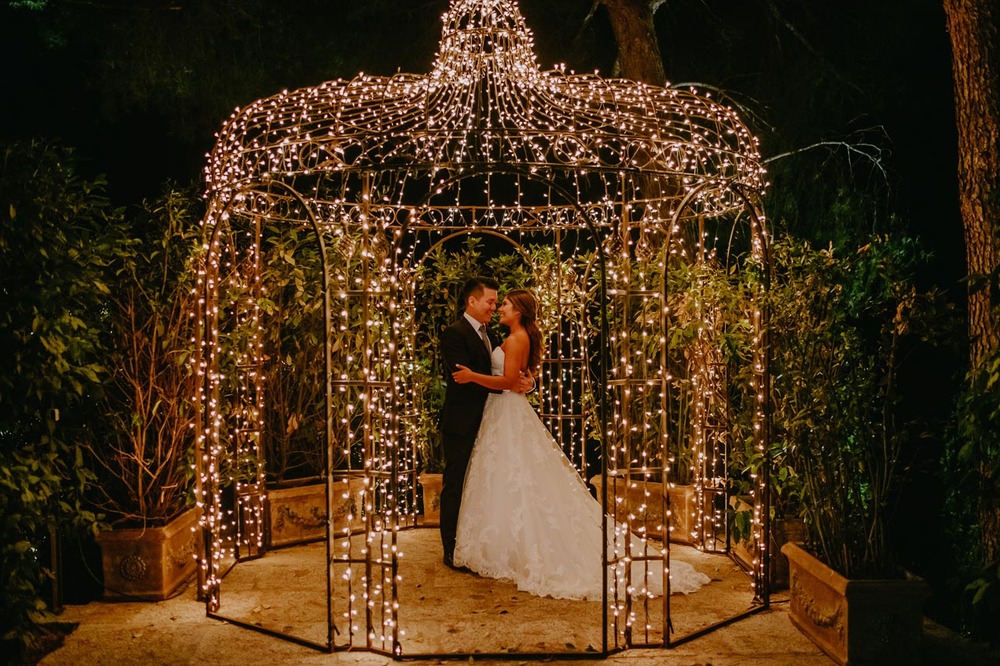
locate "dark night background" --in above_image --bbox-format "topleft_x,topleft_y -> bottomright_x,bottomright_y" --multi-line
0,2 -> 963,269
0,0 -> 972,627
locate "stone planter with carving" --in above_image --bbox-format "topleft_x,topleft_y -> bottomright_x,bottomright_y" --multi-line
267,477 -> 365,548
731,497 -> 805,589
95,506 -> 201,600
588,477 -> 695,544
782,542 -> 929,665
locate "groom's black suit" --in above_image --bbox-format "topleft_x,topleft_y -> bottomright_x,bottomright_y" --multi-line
438,315 -> 496,561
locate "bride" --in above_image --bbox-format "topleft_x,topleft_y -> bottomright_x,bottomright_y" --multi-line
451,289 -> 710,600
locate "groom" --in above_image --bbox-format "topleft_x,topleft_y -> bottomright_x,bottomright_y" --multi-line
438,276 -> 530,570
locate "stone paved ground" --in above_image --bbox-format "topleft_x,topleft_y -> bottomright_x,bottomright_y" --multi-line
39,529 -> 998,665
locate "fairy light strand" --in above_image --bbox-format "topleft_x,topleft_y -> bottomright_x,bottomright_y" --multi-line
195,0 -> 770,654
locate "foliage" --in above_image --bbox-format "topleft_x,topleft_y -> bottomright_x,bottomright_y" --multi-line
946,338 -> 1000,641
766,233 -> 949,578
84,185 -> 202,525
0,140 -> 107,653
219,231 -> 555,483
256,223 -> 329,484
0,0 -> 978,647
665,254 -> 757,490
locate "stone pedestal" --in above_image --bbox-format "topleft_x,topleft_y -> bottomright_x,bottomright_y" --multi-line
418,473 -> 443,526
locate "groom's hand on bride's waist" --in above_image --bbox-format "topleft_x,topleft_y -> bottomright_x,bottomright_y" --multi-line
515,371 -> 535,395
452,364 -> 474,384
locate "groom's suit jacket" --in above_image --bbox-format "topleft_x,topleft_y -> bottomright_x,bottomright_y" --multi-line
439,316 -> 495,438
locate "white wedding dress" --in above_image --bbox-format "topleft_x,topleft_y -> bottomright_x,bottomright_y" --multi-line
453,348 -> 711,600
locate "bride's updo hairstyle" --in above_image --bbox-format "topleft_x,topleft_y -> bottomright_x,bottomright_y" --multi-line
505,289 -> 543,372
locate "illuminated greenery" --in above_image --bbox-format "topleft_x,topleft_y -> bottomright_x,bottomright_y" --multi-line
765,233 -> 950,578
0,140 -> 109,653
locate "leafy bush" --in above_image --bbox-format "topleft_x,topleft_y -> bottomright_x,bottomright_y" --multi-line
84,185 -> 202,525
0,140 -> 109,653
947,343 -> 1000,642
256,223 -> 331,484
767,233 -> 948,578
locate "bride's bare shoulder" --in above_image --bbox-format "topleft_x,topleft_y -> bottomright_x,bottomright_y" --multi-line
501,328 -> 528,352
507,328 -> 529,346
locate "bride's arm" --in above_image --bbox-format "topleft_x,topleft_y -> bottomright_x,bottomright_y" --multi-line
452,333 -> 528,391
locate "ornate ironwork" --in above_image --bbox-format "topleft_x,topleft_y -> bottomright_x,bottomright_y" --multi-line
196,0 -> 771,658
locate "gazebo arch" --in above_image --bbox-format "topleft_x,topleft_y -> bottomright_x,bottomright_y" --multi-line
194,0 -> 771,658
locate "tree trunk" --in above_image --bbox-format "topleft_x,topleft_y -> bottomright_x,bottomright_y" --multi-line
599,0 -> 666,85
945,0 -> 1000,368
943,0 -> 1000,562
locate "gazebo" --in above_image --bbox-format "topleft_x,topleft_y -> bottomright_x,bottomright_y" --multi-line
194,0 -> 771,658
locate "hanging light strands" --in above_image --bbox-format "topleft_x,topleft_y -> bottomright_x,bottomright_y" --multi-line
195,0 -> 771,657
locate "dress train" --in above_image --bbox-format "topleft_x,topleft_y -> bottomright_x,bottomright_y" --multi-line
453,348 -> 710,600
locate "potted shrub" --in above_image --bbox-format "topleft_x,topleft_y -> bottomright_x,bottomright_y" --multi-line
769,235 -> 944,664
255,221 -> 364,546
86,187 -> 203,600
655,252 -> 767,557
732,435 -> 809,589
412,358 -> 446,525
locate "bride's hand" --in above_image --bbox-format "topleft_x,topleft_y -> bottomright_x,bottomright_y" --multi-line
452,364 -> 474,384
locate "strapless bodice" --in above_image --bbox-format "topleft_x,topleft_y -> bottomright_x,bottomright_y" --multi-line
491,346 -> 505,376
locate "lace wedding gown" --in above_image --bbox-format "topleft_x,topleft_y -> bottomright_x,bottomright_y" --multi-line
453,348 -> 711,600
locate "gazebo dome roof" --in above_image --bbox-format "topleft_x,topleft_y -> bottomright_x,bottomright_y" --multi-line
205,0 -> 763,218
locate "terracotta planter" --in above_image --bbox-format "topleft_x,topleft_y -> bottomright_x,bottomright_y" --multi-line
588,477 -> 695,544
96,507 -> 201,601
267,478 -> 365,548
731,497 -> 805,589
769,517 -> 807,589
418,473 -> 443,526
734,519 -> 807,590
782,542 -> 929,665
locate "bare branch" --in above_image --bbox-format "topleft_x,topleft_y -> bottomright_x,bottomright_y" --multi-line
764,130 -> 890,185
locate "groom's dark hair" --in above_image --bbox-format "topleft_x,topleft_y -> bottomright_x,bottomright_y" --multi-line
460,276 -> 499,309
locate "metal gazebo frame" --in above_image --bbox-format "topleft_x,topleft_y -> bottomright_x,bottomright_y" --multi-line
194,0 -> 771,658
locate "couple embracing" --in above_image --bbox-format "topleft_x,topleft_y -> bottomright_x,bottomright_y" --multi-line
437,277 -> 709,600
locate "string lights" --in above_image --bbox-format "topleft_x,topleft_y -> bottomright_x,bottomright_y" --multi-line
195,0 -> 770,656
